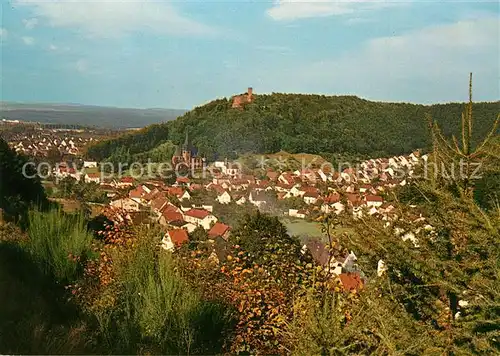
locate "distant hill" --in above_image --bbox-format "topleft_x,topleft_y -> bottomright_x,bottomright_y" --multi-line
86,94 -> 499,162
0,102 -> 187,129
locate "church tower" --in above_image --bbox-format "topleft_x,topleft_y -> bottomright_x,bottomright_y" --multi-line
181,130 -> 191,164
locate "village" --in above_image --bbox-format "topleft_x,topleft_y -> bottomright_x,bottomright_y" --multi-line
0,121 -> 115,158
47,146 -> 433,289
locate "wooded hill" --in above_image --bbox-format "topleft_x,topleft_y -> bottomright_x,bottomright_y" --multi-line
86,94 -> 499,162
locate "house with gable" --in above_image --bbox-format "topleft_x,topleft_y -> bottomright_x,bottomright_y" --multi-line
129,185 -> 148,204
161,229 -> 189,251
303,190 -> 320,205
248,190 -> 269,208
216,190 -> 232,204
110,197 -> 142,212
166,187 -> 191,201
278,172 -> 296,186
208,222 -> 231,241
365,194 -> 384,208
159,209 -> 184,227
84,172 -> 101,184
184,209 -> 218,230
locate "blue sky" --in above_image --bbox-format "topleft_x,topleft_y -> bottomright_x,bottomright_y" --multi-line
1,0 -> 499,109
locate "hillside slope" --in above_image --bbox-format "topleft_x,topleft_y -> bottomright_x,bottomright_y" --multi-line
87,94 -> 499,161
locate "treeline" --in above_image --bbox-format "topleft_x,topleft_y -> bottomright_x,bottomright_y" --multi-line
0,138 -> 48,224
87,94 -> 499,162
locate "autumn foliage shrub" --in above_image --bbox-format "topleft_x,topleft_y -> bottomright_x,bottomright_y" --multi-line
67,207 -> 233,354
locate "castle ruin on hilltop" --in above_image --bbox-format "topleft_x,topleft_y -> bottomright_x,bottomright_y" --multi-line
232,87 -> 254,109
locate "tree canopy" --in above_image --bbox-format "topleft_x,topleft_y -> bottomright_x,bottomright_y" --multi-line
87,94 -> 499,163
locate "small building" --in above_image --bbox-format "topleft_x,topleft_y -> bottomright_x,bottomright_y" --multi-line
184,209 -> 218,230
110,198 -> 142,212
365,194 -> 384,208
162,229 -> 189,251
216,191 -> 231,204
83,161 -> 97,168
208,222 -> 231,241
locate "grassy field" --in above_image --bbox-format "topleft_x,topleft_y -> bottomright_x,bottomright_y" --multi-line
283,218 -> 353,243
48,198 -> 105,217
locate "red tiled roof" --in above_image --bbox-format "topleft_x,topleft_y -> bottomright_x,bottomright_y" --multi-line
277,192 -> 287,200
167,187 -> 184,197
346,193 -> 360,203
324,192 -> 340,203
266,171 -> 279,181
209,184 -> 226,194
129,186 -> 145,199
339,273 -> 364,292
151,196 -> 168,211
276,182 -> 293,190
121,176 -> 134,183
176,176 -> 190,183
162,210 -> 184,223
365,195 -> 383,202
208,222 -> 231,239
258,180 -> 270,187
168,229 -> 189,247
304,191 -> 319,198
161,203 -> 181,214
185,209 -> 210,219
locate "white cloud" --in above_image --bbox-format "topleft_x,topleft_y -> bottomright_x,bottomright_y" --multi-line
23,17 -> 38,29
22,36 -> 35,45
0,28 -> 7,38
267,0 -> 404,21
268,16 -> 500,103
75,59 -> 88,73
14,0 -> 217,38
48,44 -> 58,51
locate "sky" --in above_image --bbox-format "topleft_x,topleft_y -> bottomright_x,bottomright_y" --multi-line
0,0 -> 499,109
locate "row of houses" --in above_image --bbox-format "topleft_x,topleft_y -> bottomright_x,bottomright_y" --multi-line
7,131 -> 100,158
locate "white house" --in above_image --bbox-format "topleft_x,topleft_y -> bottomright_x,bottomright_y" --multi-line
289,209 -> 306,219
289,185 -> 304,197
83,161 -> 98,168
234,195 -> 247,205
377,259 -> 387,276
248,191 -> 268,208
161,229 -> 189,251
110,198 -> 142,212
84,173 -> 101,184
365,195 -> 384,208
332,202 -> 345,215
303,191 -> 319,205
216,191 -> 231,204
184,209 -> 218,230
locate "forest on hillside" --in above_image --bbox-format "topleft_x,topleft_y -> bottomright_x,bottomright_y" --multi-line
86,94 -> 499,162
